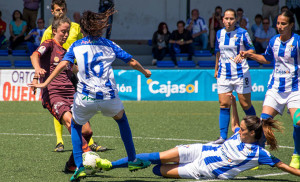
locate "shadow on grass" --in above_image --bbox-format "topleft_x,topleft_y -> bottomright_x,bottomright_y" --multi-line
232,176 -> 296,182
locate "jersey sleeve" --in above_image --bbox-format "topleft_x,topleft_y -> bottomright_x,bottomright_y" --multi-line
258,148 -> 281,167
33,40 -> 52,58
263,42 -> 274,61
109,40 -> 133,63
234,127 -> 240,133
243,31 -> 255,50
215,30 -> 221,53
63,43 -> 76,64
40,26 -> 53,45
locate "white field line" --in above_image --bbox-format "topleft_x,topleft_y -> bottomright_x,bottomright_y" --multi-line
0,132 -> 294,150
190,172 -> 289,181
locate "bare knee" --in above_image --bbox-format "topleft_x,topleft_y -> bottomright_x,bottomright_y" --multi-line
113,110 -> 125,120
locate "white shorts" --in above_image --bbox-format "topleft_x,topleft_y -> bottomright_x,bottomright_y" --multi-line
72,92 -> 124,125
263,89 -> 300,115
177,144 -> 206,179
217,73 -> 252,94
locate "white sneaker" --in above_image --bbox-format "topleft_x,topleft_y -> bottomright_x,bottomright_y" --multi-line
208,137 -> 226,144
152,59 -> 157,65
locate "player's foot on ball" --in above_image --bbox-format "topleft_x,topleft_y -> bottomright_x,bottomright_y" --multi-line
128,158 -> 151,172
89,142 -> 107,152
64,162 -> 76,173
208,137 -> 225,144
96,158 -> 112,171
70,167 -> 86,182
290,154 -> 300,169
54,142 -> 64,152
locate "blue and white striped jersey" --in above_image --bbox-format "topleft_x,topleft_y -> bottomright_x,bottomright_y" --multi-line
63,36 -> 132,100
264,33 -> 300,92
198,128 -> 279,179
186,17 -> 208,34
215,27 -> 255,79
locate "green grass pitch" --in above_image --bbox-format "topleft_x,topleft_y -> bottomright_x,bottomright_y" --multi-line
0,101 -> 298,182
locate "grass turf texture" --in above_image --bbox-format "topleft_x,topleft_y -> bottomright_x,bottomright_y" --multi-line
0,101 -> 298,182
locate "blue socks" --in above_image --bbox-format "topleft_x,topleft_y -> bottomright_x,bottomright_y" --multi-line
261,113 -> 273,120
244,105 -> 256,116
115,112 -> 136,162
111,152 -> 160,169
153,165 -> 162,176
219,108 -> 230,140
71,119 -> 83,168
293,125 -> 300,155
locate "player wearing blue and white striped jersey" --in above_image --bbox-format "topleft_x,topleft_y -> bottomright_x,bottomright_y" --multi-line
242,10 -> 300,169
212,9 -> 256,144
95,94 -> 300,179
29,10 -> 152,181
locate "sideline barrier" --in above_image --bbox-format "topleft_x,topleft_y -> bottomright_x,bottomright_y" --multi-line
0,69 -> 272,101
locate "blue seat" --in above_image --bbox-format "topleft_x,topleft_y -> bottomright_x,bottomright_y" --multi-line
12,50 -> 30,56
175,53 -> 189,57
0,50 -> 8,56
198,60 -> 215,67
147,40 -> 152,46
14,60 -> 32,67
247,60 -> 260,67
0,60 -> 12,67
177,60 -> 196,67
157,60 -> 175,67
194,50 -> 212,57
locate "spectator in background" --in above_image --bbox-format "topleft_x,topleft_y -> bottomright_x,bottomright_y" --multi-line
286,0 -> 300,31
254,18 -> 276,54
169,20 -> 193,65
251,14 -> 263,38
24,18 -> 45,55
239,18 -> 248,30
99,0 -> 114,39
23,0 -> 41,33
209,6 -> 224,54
0,10 -> 7,46
151,22 -> 171,65
236,8 -> 249,30
8,10 -> 27,54
73,11 -> 81,24
186,9 -> 208,50
262,0 -> 279,24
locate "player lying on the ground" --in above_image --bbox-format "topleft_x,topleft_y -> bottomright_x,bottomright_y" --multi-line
96,93 -> 300,180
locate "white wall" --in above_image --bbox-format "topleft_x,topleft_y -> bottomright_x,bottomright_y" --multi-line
0,0 -> 287,40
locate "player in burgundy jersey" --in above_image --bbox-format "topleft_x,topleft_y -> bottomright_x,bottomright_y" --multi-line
30,16 -> 93,172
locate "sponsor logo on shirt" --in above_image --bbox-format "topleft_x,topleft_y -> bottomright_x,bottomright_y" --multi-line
38,46 -> 46,54
220,148 -> 233,163
275,68 -> 290,74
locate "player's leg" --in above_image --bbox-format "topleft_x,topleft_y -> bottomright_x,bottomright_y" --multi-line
88,127 -> 107,152
238,93 -> 256,116
53,117 -> 64,152
289,107 -> 300,169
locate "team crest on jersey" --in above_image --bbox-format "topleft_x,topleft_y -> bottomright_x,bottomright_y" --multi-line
288,45 -> 295,51
54,56 -> 60,62
38,46 -> 46,54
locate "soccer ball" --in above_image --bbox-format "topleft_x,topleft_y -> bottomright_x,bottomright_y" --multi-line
82,151 -> 100,174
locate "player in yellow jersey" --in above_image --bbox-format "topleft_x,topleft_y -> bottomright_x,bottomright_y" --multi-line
40,0 -> 107,170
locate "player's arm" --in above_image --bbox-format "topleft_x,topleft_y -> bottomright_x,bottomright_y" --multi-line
30,52 -> 46,78
127,58 -> 151,78
214,52 -> 220,79
28,60 -> 69,89
241,51 -> 270,64
229,93 -> 240,132
275,161 -> 300,176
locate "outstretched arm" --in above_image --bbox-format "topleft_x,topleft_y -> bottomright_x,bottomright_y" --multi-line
28,61 -> 69,89
275,161 -> 300,176
240,50 -> 271,64
229,93 -> 240,132
127,58 -> 151,78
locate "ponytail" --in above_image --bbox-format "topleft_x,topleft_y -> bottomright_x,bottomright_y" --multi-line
262,118 -> 283,150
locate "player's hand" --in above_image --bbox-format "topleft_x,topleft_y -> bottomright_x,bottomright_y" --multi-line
144,69 -> 151,78
30,78 -> 38,95
27,82 -> 47,89
234,54 -> 245,63
214,70 -> 218,79
226,93 -> 236,105
35,68 -> 46,78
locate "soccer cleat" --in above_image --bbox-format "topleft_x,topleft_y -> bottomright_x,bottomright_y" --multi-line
250,166 -> 259,170
290,154 -> 300,169
208,137 -> 226,144
70,167 -> 86,182
64,162 -> 76,173
89,142 -> 107,152
54,142 -> 64,152
96,158 -> 112,171
128,158 -> 151,172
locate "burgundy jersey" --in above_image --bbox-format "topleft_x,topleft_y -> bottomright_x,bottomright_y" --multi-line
34,39 -> 75,101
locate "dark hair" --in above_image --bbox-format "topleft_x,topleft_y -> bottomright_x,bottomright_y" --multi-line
255,14 -> 263,20
177,20 -> 185,27
37,18 -> 45,23
215,6 -> 222,11
237,8 -> 243,12
243,116 -> 282,150
157,22 -> 169,34
52,16 -> 70,32
51,0 -> 67,10
12,10 -> 23,21
191,9 -> 199,15
280,10 -> 295,24
80,9 -> 115,37
224,8 -> 236,18
281,5 -> 289,12
0,10 -> 2,17
262,17 -> 270,23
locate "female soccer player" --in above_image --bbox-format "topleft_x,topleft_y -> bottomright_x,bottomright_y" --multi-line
96,94 -> 300,180
30,16 -> 94,173
212,8 -> 256,144
28,10 -> 152,181
241,10 -> 300,169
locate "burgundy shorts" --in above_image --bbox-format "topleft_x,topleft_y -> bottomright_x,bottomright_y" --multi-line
42,96 -> 73,123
